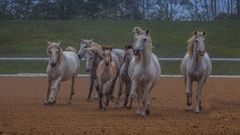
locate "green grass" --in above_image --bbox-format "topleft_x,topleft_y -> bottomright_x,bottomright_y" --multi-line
0,20 -> 239,74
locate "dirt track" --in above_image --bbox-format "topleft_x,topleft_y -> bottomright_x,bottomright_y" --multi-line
0,77 -> 239,135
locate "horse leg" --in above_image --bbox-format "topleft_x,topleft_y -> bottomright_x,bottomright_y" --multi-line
109,71 -> 119,100
142,82 -> 152,116
124,81 -> 131,108
68,76 -> 75,104
49,77 -> 62,105
195,79 -> 204,113
126,80 -> 137,109
87,75 -> 95,101
98,82 -> 103,109
44,79 -> 51,105
116,78 -> 123,108
185,77 -> 193,110
94,79 -> 99,99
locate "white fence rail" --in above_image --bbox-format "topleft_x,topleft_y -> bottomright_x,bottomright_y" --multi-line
1,57 -> 240,61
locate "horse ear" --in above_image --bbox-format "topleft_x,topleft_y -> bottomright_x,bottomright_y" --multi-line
47,41 -> 51,46
203,32 -> 206,36
193,30 -> 198,36
110,46 -> 112,51
125,45 -> 128,50
145,28 -> 150,36
57,41 -> 61,45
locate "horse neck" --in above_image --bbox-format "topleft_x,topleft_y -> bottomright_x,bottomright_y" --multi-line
140,45 -> 152,66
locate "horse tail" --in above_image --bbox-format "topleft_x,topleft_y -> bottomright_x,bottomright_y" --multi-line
65,46 -> 77,53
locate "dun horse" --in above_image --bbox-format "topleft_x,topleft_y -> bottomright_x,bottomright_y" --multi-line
180,31 -> 212,113
77,40 -> 124,100
127,28 -> 161,116
96,46 -> 117,110
45,41 -> 80,105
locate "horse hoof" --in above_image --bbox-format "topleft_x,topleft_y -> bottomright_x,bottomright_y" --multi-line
86,98 -> 91,102
126,105 -> 132,110
195,107 -> 201,113
145,109 -> 150,115
185,106 -> 192,111
44,101 -> 49,105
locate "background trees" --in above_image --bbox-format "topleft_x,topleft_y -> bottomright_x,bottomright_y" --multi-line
0,0 -> 239,20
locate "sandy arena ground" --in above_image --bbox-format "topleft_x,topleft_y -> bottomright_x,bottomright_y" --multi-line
0,77 -> 239,135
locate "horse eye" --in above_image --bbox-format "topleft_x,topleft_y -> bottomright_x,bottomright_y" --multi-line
90,57 -> 93,59
84,46 -> 88,48
143,38 -> 147,42
195,39 -> 198,43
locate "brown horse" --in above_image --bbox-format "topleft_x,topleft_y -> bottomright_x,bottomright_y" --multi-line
96,46 -> 117,110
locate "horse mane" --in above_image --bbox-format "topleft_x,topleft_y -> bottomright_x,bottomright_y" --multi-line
187,35 -> 195,57
47,43 -> 64,63
65,46 -> 76,53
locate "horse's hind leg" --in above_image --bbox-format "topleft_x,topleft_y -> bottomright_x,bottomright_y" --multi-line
44,80 -> 51,105
124,81 -> 131,108
127,80 -> 137,109
195,79 -> 204,113
68,76 -> 75,104
186,77 -> 193,110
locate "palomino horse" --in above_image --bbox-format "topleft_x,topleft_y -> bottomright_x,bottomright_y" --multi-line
180,31 -> 212,113
127,29 -> 161,116
96,46 -> 117,110
77,39 -> 125,100
116,45 -> 134,108
45,41 -> 80,105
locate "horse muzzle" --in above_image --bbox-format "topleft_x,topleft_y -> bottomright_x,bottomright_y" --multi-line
134,49 -> 140,56
85,68 -> 90,72
198,50 -> 205,56
50,62 -> 57,67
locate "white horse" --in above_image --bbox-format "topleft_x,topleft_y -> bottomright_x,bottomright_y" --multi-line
127,29 -> 161,116
44,41 -> 80,105
180,31 -> 212,113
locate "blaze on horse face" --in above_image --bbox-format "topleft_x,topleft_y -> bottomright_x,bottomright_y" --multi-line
102,46 -> 112,66
194,31 -> 206,56
47,41 -> 61,67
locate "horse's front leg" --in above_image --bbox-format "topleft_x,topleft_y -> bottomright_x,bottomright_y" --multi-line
87,74 -> 95,101
127,80 -> 137,109
49,76 -> 62,105
116,77 -> 123,108
142,82 -> 152,116
124,81 -> 131,108
109,71 -> 119,100
44,79 -> 52,105
98,82 -> 103,109
68,76 -> 75,104
195,78 -> 204,113
185,77 -> 193,110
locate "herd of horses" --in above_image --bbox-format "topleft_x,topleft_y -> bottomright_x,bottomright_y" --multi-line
44,27 -> 212,116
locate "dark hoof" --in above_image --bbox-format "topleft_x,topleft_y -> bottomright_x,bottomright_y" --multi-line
44,101 -> 49,105
48,100 -> 56,105
145,109 -> 150,115
86,98 -> 91,102
186,102 -> 192,106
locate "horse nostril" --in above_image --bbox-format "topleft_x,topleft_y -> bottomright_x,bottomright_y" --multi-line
85,68 -> 90,72
78,54 -> 82,59
105,62 -> 109,66
50,62 -> 57,67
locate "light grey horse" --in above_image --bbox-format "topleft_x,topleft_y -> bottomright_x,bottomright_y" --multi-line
180,31 -> 212,113
116,45 -> 134,108
127,29 -> 161,116
45,41 -> 80,105
77,40 -> 125,100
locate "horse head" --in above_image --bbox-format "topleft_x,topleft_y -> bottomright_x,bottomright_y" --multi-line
77,39 -> 93,59
132,28 -> 152,56
124,45 -> 134,63
193,31 -> 206,56
47,41 -> 62,67
101,46 -> 112,66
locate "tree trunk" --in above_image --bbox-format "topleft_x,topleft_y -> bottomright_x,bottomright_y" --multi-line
204,0 -> 210,20
237,0 -> 240,17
